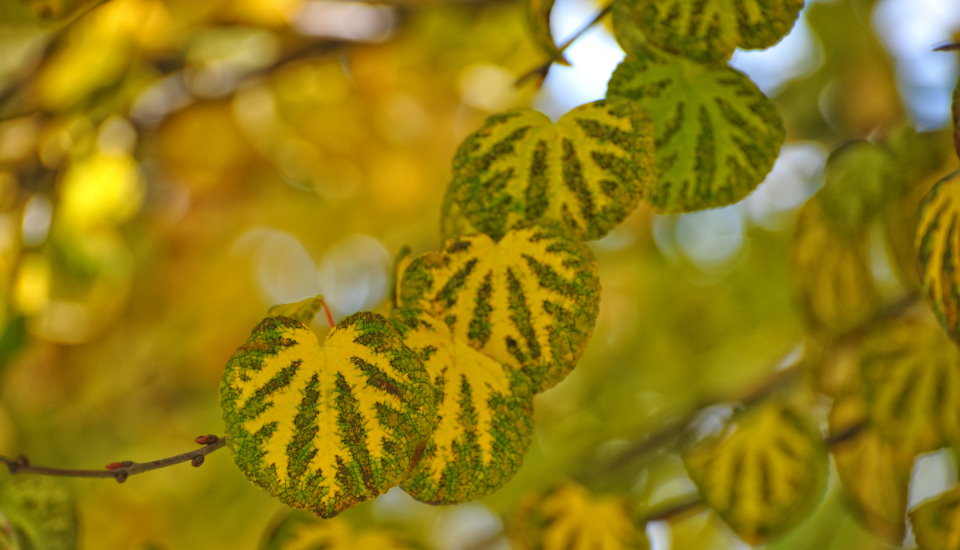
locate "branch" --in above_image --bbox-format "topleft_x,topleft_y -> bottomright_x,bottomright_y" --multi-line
514,2 -> 613,87
0,435 -> 226,483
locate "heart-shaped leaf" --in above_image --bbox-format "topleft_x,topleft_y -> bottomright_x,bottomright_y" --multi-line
829,392 -> 912,543
398,224 -> 600,392
911,485 -> 960,550
510,482 -> 649,550
792,199 -> 879,336
860,312 -> 960,456
607,48 -> 784,213
220,302 -> 436,518
393,309 -> 534,504
684,403 -> 828,544
917,170 -> 960,344
614,0 -> 805,63
441,100 -> 655,241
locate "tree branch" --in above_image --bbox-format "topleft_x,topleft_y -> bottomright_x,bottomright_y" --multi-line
0,435 -> 226,483
514,2 -> 613,87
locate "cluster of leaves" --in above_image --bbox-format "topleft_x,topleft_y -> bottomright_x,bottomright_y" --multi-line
219,0 -> 812,541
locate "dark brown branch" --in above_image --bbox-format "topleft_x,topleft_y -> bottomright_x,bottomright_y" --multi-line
934,42 -> 960,51
0,435 -> 226,483
515,3 -> 613,87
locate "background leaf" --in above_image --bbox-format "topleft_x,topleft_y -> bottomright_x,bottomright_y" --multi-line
509,482 -> 649,550
684,403 -> 828,544
441,100 -> 655,241
260,511 -> 420,550
911,486 -> 960,550
606,47 -> 784,213
398,224 -> 599,392
614,0 -> 805,63
220,306 -> 436,518
526,0 -> 569,66
0,472 -> 77,550
917,170 -> 960,343
394,309 -> 534,504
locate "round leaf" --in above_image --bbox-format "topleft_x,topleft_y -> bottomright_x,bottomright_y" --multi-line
394,309 -> 534,504
829,393 -> 912,543
792,199 -> 879,336
510,482 -> 649,550
860,312 -> 960,455
917,170 -> 960,344
398,224 -> 600,392
607,48 -> 784,213
616,0 -> 805,63
220,305 -> 437,518
684,403 -> 828,544
441,100 -> 655,241
911,485 -> 960,550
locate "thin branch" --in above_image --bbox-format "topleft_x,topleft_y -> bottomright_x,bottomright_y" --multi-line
934,42 -> 960,52
0,435 -> 226,483
515,2 -> 613,87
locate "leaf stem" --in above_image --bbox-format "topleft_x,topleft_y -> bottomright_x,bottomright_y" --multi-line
515,2 -> 613,87
0,435 -> 226,483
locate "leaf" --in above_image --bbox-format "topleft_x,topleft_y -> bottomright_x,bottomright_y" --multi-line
953,73 -> 959,161
911,486 -> 960,550
510,482 -> 649,550
829,392 -> 911,543
917,171 -> 960,344
614,0 -> 805,63
860,311 -> 960,455
441,99 -> 655,241
0,472 -> 77,550
792,199 -> 879,336
393,308 -> 534,504
606,47 -> 784,213
683,403 -> 828,544
526,0 -> 570,66
220,302 -> 437,518
260,512 -> 419,550
397,224 -> 600,392
816,140 -> 902,233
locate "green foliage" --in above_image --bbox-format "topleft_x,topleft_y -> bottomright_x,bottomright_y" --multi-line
260,511 -> 419,550
0,473 -> 76,550
911,486 -> 960,550
606,46 -> 784,213
918,171 -> 960,344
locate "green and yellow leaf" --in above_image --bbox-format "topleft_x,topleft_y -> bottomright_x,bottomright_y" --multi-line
792,199 -> 879,336
829,392 -> 912,543
526,0 -> 570,66
398,224 -> 600,392
911,486 -> 960,550
510,482 -> 649,550
441,100 -> 655,241
393,309 -> 534,504
606,48 -> 784,213
0,472 -> 77,550
816,140 -> 902,233
860,311 -> 960,455
220,302 -> 436,518
917,170 -> 960,344
261,512 -> 419,550
614,0 -> 805,63
684,403 -> 828,544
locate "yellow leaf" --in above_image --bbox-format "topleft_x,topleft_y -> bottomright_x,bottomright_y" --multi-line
220,302 -> 437,518
917,170 -> 960,344
684,403 -> 828,544
510,482 -> 648,550
394,309 -> 534,504
397,224 -> 600,392
262,512 -> 417,550
792,199 -> 879,336
912,486 -> 960,550
829,392 -> 911,543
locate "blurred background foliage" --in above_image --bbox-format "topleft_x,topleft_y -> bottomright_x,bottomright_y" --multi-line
0,0 -> 958,548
